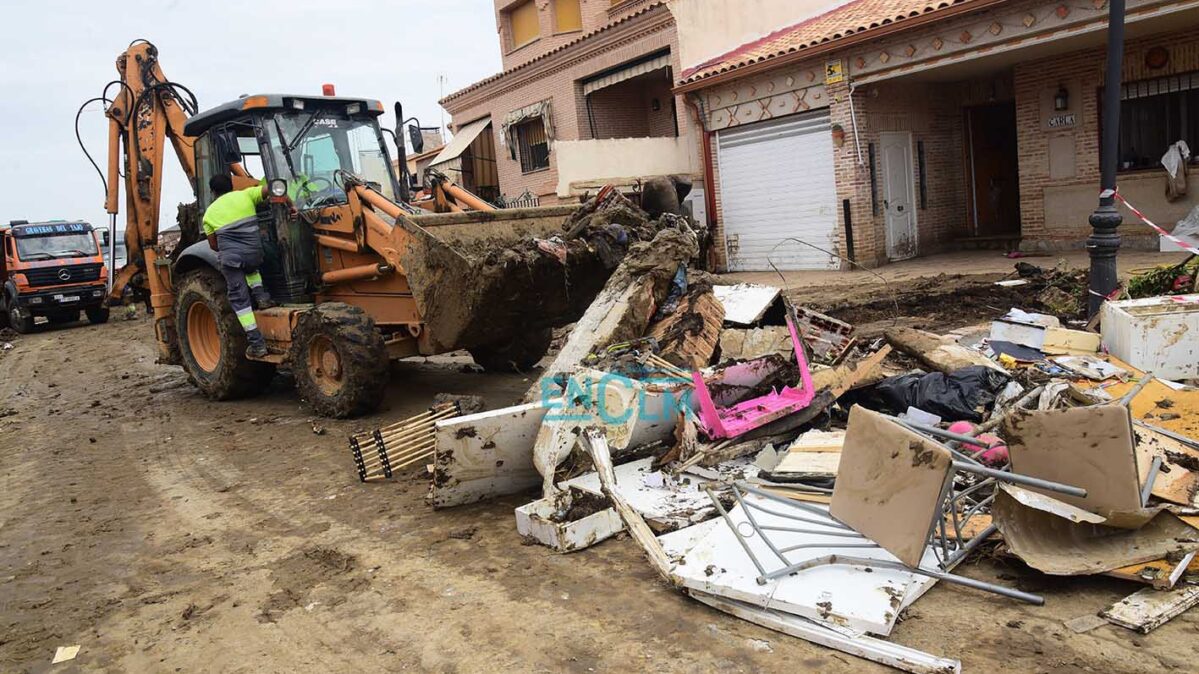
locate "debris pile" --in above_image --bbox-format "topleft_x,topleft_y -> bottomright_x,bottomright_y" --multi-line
359,242 -> 1199,670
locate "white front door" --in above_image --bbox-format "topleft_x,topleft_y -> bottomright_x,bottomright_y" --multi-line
880,132 -> 917,261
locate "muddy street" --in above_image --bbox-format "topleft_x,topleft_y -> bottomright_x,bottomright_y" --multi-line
0,302 -> 1194,673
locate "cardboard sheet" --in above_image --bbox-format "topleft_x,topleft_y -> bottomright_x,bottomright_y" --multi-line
992,487 -> 1199,575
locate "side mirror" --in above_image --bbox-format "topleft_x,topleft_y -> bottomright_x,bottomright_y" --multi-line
100,230 -> 110,246
407,124 -> 425,155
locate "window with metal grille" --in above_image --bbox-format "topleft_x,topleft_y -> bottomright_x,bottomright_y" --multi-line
1114,70 -> 1199,171
515,118 -> 550,173
509,1 -> 539,50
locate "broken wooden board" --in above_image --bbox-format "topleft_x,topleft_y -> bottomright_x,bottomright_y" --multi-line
1134,424 -> 1199,507
831,406 -> 953,568
582,430 -> 675,581
772,451 -> 841,478
712,283 -> 780,325
1104,374 -> 1199,441
689,592 -> 961,674
1041,327 -> 1101,355
535,279 -> 658,401
1104,550 -> 1198,589
718,326 -> 792,361
648,289 -> 724,370
785,429 -> 846,452
884,327 -> 1006,375
1004,405 -> 1142,514
1101,584 -> 1199,634
991,486 -> 1199,575
810,346 -> 892,397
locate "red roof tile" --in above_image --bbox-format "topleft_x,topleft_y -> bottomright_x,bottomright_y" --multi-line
441,1 -> 668,106
679,0 -> 985,85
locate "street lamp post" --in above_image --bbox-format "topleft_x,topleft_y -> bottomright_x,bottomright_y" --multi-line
1087,0 -> 1127,317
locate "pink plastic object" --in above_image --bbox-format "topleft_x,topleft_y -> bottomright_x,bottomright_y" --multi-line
946,421 -> 1009,465
691,315 -> 816,439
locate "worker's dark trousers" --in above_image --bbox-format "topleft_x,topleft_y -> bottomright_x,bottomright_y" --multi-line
220,264 -> 270,350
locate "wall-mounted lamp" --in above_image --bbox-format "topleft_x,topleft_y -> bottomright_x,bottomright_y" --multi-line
1053,86 -> 1069,112
651,97 -> 662,111
831,123 -> 846,148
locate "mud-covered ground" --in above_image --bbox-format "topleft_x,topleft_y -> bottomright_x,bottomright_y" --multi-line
2,276 -> 1197,672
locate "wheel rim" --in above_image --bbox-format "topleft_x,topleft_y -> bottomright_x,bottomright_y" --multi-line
307,335 -> 344,396
186,301 -> 222,373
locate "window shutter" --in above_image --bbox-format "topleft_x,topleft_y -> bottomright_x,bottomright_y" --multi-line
510,1 -> 539,48
554,0 -> 582,33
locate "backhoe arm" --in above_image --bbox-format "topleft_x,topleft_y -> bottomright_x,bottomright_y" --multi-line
104,40 -> 197,302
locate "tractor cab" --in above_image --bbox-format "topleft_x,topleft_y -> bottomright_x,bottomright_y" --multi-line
179,94 -> 401,302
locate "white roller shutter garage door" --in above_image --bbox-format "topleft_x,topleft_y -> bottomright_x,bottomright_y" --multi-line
717,110 -> 838,271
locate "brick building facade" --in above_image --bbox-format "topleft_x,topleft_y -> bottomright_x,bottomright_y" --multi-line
677,0 -> 1199,270
438,0 -> 700,204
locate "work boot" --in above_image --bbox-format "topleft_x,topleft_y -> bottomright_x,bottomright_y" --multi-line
252,290 -> 277,310
246,329 -> 268,359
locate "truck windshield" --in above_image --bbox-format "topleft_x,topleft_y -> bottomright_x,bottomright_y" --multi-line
15,233 -> 98,260
269,111 -> 398,210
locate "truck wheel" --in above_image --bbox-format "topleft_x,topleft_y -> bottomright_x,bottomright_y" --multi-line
8,305 -> 35,334
174,269 -> 275,400
85,306 -> 110,325
48,311 -> 79,325
290,303 -> 388,418
468,327 -> 553,372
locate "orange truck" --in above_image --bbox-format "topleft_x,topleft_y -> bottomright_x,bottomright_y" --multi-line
0,220 -> 110,333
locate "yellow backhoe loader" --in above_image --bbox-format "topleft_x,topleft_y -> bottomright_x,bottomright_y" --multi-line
93,40 -> 591,417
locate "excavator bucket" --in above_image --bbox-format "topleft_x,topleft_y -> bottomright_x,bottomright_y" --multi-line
397,205 -> 609,354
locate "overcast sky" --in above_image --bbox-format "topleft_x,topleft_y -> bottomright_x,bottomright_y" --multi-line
0,0 -> 501,233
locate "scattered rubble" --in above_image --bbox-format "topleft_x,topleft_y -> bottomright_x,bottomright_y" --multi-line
351,234 -> 1199,670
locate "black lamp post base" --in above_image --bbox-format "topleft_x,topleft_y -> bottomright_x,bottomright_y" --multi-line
1086,201 -> 1123,317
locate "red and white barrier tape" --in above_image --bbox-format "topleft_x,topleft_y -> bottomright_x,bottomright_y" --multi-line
1108,188 -> 1199,256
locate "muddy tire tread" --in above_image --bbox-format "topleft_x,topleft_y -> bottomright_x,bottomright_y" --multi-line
290,303 -> 388,418
174,269 -> 274,400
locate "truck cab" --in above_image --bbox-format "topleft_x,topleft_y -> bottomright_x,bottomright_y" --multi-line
0,220 -> 110,333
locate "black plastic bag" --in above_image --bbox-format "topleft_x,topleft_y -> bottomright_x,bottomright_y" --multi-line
859,366 -> 1010,423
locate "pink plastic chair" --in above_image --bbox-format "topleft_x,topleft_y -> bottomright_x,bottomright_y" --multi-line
691,314 -> 816,439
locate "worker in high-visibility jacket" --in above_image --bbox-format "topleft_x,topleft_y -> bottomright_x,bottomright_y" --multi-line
202,174 -> 284,358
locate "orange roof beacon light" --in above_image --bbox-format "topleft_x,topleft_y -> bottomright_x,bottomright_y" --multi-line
322,83 -> 336,96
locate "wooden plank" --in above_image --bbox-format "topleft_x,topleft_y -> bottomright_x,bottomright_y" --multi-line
810,346 -> 892,396
1101,585 -> 1199,633
1041,327 -> 1102,355
648,289 -> 724,370
773,451 -> 841,477
1105,551 -> 1197,589
1134,425 -> 1199,507
885,328 -> 1006,374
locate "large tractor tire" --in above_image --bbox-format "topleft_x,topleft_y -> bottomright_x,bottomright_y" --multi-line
8,304 -> 35,334
468,327 -> 553,373
174,269 -> 275,400
290,303 -> 388,418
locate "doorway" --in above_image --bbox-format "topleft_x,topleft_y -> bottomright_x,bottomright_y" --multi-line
880,131 -> 917,261
965,102 -> 1021,236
